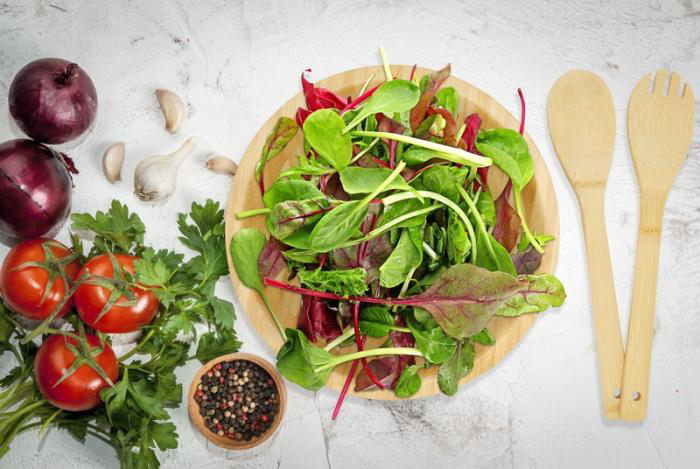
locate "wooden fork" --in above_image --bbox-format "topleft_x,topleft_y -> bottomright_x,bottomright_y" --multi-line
621,69 -> 695,420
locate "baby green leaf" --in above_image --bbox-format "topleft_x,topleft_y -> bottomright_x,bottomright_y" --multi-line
339,167 -> 412,195
268,196 -> 337,240
303,109 -> 353,170
276,328 -> 334,391
407,317 -> 457,364
343,79 -> 420,133
230,228 -> 284,338
359,306 -> 395,338
437,340 -> 475,396
395,365 -> 422,398
379,228 -> 423,288
435,87 -> 459,117
262,179 -> 323,209
475,129 -> 533,190
475,231 -> 516,276
446,211 -> 470,265
471,328 -> 495,345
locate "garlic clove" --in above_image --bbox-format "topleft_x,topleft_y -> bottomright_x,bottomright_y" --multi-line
102,143 -> 125,183
134,137 -> 196,203
206,155 -> 238,176
155,88 -> 185,133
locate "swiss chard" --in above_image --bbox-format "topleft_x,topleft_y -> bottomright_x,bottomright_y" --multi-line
255,116 -> 299,193
437,340 -> 475,396
410,64 -> 451,132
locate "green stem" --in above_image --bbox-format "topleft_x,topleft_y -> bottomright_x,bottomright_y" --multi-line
457,185 -> 496,263
379,47 -> 392,81
314,347 -> 423,373
360,161 -> 406,207
261,293 -> 285,340
324,328 -> 355,351
0,399 -> 46,426
514,189 -> 543,253
118,329 -> 156,362
0,380 -> 32,411
456,123 -> 466,142
236,208 -> 271,219
349,137 -> 380,164
350,131 -> 492,167
384,190 -> 478,262
422,241 -> 438,261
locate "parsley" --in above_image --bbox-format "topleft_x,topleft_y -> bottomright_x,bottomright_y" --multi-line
0,199 -> 241,468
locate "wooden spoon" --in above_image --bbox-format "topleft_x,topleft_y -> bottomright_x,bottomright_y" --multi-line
548,70 -> 625,420
620,70 -> 695,421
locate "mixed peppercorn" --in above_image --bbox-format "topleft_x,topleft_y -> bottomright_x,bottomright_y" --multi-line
194,359 -> 280,442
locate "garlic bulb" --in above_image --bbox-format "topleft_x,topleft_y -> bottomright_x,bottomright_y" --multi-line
206,155 -> 238,176
134,137 -> 195,203
102,143 -> 125,183
155,89 -> 185,133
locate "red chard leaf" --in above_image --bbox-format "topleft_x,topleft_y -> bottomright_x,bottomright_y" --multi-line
512,245 -> 543,275
410,64 -> 451,133
258,237 -> 287,279
427,107 -> 457,147
492,182 -> 521,253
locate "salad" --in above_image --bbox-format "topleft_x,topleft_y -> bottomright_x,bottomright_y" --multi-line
231,49 -> 565,416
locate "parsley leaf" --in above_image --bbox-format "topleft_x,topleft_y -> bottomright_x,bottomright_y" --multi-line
71,200 -> 145,254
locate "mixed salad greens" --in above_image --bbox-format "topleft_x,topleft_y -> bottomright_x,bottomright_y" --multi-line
232,50 -> 565,414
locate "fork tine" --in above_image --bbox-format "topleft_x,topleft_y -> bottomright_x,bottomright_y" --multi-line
682,82 -> 695,102
668,72 -> 680,96
632,74 -> 651,97
653,69 -> 666,95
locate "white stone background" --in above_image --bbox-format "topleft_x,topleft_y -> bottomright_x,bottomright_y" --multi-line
0,0 -> 698,467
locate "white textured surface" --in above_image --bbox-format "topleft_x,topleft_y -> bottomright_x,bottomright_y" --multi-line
0,0 -> 699,468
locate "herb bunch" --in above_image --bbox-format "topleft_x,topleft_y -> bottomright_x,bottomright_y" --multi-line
0,199 -> 240,468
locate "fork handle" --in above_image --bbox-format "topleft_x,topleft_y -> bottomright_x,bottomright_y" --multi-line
578,187 -> 625,420
619,196 -> 666,421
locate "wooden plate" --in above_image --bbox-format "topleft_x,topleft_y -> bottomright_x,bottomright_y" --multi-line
187,353 -> 287,450
225,65 -> 560,399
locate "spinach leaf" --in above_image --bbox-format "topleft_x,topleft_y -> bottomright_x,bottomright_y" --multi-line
310,162 -> 407,252
379,227 -> 423,288
280,224 -> 315,250
230,228 -> 284,337
343,79 -> 420,133
339,167 -> 412,195
407,316 -> 457,364
476,188 -> 496,226
262,179 -> 322,209
282,249 -> 319,264
381,198 -> 429,229
276,328 -> 334,391
420,165 -> 467,203
517,233 -> 555,252
475,129 -> 532,189
435,87 -> 459,117
446,211 -> 470,264
401,147 -> 441,166
471,328 -> 495,345
279,152 -> 336,179
475,230 -> 516,276
255,116 -> 299,187
437,340 -> 475,396
395,365 -> 421,398
303,109 -> 353,170
359,306 -> 395,338
298,267 -> 368,296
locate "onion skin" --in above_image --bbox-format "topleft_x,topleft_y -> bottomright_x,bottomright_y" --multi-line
0,139 -> 72,239
9,58 -> 97,144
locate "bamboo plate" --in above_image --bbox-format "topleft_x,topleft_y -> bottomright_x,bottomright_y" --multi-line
225,65 -> 560,399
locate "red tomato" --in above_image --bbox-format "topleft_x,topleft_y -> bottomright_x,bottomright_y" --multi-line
74,253 -> 159,333
34,333 -> 119,411
0,238 -> 81,320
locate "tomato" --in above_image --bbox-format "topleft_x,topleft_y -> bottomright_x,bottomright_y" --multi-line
0,238 -> 81,320
74,253 -> 159,333
34,333 -> 119,411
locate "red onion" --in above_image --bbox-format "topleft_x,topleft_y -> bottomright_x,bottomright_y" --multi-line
0,139 -> 72,239
9,58 -> 97,144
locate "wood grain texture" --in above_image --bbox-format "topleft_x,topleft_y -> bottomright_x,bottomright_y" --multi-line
620,70 -> 696,421
225,65 -> 560,399
548,70 -> 625,419
187,353 -> 287,450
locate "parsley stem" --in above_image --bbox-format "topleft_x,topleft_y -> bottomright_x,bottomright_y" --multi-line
236,208 -> 271,219
118,329 -> 156,362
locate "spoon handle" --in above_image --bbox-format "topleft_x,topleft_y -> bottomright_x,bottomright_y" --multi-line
578,187 -> 625,419
619,195 -> 666,421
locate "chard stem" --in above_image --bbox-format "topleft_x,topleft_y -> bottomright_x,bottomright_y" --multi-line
236,208 -> 271,219
350,130 -> 491,167
314,347 -> 423,373
514,189 -> 544,253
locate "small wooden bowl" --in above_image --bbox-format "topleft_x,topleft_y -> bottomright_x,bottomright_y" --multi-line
187,353 -> 287,450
